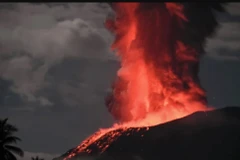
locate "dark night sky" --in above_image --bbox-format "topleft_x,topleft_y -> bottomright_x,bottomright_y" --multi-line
0,3 -> 239,160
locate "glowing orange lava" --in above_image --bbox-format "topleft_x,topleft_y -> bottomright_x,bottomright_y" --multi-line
105,2 -> 208,123
65,3 -> 210,160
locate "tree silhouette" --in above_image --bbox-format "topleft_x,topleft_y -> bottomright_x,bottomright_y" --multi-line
31,156 -> 44,160
0,118 -> 24,160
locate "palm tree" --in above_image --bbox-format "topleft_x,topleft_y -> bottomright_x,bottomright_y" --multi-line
31,156 -> 44,160
0,118 -> 24,160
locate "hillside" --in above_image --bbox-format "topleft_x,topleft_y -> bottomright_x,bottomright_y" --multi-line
54,106 -> 240,160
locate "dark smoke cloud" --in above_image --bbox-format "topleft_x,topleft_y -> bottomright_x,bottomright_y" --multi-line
175,3 -> 227,87
105,3 -> 227,122
180,3 -> 226,53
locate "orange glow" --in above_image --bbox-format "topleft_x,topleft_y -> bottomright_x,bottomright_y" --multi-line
65,3 -> 209,159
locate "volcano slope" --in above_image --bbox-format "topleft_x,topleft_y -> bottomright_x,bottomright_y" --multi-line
54,106 -> 240,160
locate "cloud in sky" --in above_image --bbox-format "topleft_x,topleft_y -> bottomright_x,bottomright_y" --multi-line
226,3 -> 240,16
206,3 -> 240,61
206,22 -> 240,61
0,3 -> 114,106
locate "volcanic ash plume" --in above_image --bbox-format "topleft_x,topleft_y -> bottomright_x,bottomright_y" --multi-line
64,3 -> 226,159
105,3 -> 226,124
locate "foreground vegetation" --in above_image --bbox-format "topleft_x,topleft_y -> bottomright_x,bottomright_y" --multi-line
0,118 -> 44,160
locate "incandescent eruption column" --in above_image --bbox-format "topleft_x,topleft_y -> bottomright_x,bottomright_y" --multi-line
105,2 -> 225,124
65,3 -> 226,159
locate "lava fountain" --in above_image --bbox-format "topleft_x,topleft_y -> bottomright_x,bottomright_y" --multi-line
65,3 -> 225,160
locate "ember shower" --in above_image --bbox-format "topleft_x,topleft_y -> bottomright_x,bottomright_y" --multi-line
65,3 -> 225,159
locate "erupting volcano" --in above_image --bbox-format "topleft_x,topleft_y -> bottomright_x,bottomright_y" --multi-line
64,3 -> 226,160
105,2 -> 208,124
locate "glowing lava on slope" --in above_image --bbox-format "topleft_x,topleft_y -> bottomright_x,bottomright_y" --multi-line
65,2 -> 214,160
